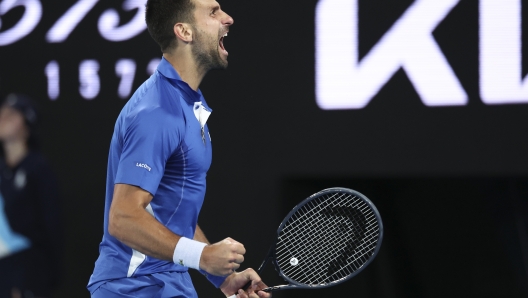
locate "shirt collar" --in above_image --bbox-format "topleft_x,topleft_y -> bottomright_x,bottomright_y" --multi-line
156,57 -> 204,104
157,56 -> 182,81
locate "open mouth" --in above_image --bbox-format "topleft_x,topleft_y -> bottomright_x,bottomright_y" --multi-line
219,32 -> 228,55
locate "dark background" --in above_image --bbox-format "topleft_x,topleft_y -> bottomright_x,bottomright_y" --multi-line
1,0 -> 528,297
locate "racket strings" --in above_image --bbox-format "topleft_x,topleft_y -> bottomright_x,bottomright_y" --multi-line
277,200 -> 357,283
278,201 -> 353,281
279,217 -> 354,282
278,203 -> 378,284
281,210 -> 374,283
323,204 -> 368,274
277,201 -> 368,266
277,193 -> 370,260
276,193 -> 359,261
276,193 -> 351,243
276,194 -> 351,261
326,222 -> 380,279
275,192 -> 380,285
275,199 -> 327,282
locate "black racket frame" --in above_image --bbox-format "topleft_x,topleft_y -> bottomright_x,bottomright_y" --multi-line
256,187 -> 384,292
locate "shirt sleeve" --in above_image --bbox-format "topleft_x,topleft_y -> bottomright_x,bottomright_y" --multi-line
115,108 -> 182,196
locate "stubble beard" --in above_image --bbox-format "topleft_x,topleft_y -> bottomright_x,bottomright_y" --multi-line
191,26 -> 227,72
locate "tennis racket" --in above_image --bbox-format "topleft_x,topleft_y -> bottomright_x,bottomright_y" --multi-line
228,187 -> 383,297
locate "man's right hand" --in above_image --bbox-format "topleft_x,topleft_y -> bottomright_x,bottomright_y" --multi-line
200,237 -> 246,276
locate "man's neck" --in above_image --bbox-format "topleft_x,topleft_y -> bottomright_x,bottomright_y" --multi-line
163,52 -> 206,91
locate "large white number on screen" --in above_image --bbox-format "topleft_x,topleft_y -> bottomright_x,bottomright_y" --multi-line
315,0 -> 467,109
46,0 -> 99,43
79,60 -> 100,100
45,61 -> 60,100
147,58 -> 161,75
115,59 -> 136,99
480,0 -> 528,104
98,0 -> 146,42
0,0 -> 42,46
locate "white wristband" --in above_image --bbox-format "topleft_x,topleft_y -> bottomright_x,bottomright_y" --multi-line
173,237 -> 207,270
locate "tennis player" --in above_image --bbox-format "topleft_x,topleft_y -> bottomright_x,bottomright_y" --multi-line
87,0 -> 270,297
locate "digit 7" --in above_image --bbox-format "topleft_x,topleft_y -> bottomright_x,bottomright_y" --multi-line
46,0 -> 99,43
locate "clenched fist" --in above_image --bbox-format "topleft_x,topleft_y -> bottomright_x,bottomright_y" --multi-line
199,237 -> 246,276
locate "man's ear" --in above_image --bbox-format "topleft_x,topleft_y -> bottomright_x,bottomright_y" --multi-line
174,23 -> 193,43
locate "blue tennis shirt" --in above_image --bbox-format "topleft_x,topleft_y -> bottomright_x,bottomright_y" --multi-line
88,57 -> 224,292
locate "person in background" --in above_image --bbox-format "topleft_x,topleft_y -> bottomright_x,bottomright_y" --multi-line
0,94 -> 62,298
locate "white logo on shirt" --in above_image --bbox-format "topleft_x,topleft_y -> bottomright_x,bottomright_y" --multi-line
136,163 -> 151,172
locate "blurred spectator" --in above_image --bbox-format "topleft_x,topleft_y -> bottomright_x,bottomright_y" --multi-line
0,94 -> 62,298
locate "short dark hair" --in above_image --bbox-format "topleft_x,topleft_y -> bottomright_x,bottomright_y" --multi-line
2,93 -> 40,151
145,0 -> 195,52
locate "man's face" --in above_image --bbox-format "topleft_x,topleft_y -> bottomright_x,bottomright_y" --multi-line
0,106 -> 27,142
190,0 -> 234,70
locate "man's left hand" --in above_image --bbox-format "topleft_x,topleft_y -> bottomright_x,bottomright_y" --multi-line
220,268 -> 272,298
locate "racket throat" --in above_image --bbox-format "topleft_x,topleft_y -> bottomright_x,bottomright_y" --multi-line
256,246 -> 275,274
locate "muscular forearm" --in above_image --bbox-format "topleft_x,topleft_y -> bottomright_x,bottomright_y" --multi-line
111,197 -> 247,277
194,224 -> 210,244
109,184 -> 181,261
109,208 -> 180,261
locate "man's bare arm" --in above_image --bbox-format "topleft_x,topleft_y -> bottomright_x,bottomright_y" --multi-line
108,183 -> 245,276
108,183 -> 179,260
194,224 -> 209,244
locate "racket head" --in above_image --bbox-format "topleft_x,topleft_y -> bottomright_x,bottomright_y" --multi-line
269,187 -> 383,290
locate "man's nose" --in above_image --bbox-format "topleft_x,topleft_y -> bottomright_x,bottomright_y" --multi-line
223,12 -> 234,26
